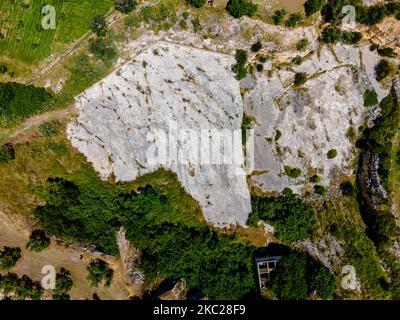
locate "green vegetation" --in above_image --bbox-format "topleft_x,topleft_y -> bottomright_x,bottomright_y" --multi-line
114,0 -> 137,13
0,0 -> 114,64
323,0 -> 400,26
191,17 -> 202,33
140,3 -> 177,31
90,15 -> 108,37
292,56 -> 304,65
26,230 -> 50,252
272,9 -> 287,25
39,120 -> 62,138
275,130 -> 282,141
0,273 -> 43,300
53,268 -> 73,300
314,185 -> 327,196
377,47 -> 397,58
121,186 -> 256,299
226,0 -> 257,19
317,198 -> 386,297
0,247 -> 21,270
340,181 -> 356,197
296,38 -> 309,51
293,73 -> 308,86
304,0 -> 325,17
250,192 -> 316,244
0,82 -> 53,128
89,38 -> 118,64
364,89 -> 378,107
284,165 -> 302,178
327,149 -> 337,159
285,13 -> 304,28
87,259 -> 113,288
310,175 -> 321,184
250,41 -> 262,53
321,26 -> 362,44
0,144 -> 15,164
187,0 -> 206,8
232,49 -> 248,80
375,59 -> 393,81
269,252 -> 335,300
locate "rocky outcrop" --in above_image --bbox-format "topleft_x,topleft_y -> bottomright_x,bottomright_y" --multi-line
67,42 -> 251,227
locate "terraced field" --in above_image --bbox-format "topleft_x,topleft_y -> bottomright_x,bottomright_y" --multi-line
0,0 -> 113,65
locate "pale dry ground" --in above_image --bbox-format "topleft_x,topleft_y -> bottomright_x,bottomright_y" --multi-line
0,210 -> 140,300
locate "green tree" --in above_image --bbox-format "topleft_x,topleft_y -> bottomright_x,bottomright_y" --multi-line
226,0 -> 257,18
0,247 -> 21,270
187,0 -> 206,8
87,259 -> 113,287
375,59 -> 392,81
285,13 -> 304,27
364,89 -> 378,107
327,149 -> 337,159
53,268 -> 73,300
89,38 -> 118,64
90,15 -> 107,37
304,0 -> 326,16
0,144 -> 15,164
114,0 -> 137,13
296,38 -> 309,51
272,9 -> 287,25
294,72 -> 308,86
26,230 -> 50,252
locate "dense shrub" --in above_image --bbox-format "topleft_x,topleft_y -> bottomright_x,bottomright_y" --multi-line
285,13 -> 304,27
0,82 -> 53,128
0,65 -> 8,74
26,230 -> 50,252
364,89 -> 378,107
293,73 -> 308,86
87,259 -> 113,287
187,0 -> 206,8
292,56 -> 304,65
89,38 -> 118,64
327,149 -> 337,159
314,185 -> 327,196
340,181 -> 357,197
0,144 -> 15,164
375,59 -> 392,81
321,26 -> 362,44
226,0 -> 257,18
377,47 -> 396,58
0,247 -> 21,270
114,0 -> 137,13
90,15 -> 107,37
250,193 -> 316,243
272,9 -> 287,25
250,41 -> 262,53
304,0 -> 326,17
284,165 -> 302,178
269,252 -> 335,300
232,49 -> 248,80
191,17 -> 202,33
296,38 -> 309,51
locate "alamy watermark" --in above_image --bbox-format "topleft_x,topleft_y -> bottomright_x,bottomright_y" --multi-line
41,5 -> 56,30
145,121 -> 254,175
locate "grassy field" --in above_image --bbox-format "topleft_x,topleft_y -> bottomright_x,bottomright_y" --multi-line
0,0 -> 114,66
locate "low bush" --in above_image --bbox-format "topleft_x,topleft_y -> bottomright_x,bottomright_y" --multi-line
226,0 -> 257,18
364,89 -> 378,107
